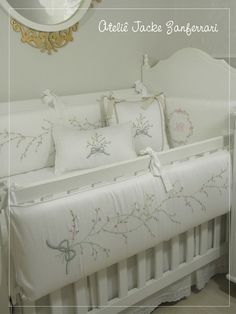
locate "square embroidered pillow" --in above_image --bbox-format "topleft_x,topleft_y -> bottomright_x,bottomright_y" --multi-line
104,94 -> 169,153
53,123 -> 137,174
165,97 -> 230,147
0,107 -> 56,178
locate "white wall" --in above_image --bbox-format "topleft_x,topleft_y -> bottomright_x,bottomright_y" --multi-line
0,0 -> 235,102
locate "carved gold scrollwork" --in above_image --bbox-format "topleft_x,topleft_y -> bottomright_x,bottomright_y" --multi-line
10,19 -> 79,55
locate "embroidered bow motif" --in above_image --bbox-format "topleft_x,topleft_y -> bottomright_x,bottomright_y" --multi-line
46,239 -> 76,275
87,146 -> 110,159
86,132 -> 111,159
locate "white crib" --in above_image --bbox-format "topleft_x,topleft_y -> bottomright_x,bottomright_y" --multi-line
0,48 -> 236,314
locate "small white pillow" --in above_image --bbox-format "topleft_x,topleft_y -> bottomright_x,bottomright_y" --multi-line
53,123 -> 137,174
104,94 -> 169,153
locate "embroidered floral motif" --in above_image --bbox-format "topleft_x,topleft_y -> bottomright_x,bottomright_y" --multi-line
68,117 -> 102,130
86,132 -> 111,159
0,120 -> 53,160
133,113 -> 153,138
167,108 -> 193,145
46,168 -> 228,274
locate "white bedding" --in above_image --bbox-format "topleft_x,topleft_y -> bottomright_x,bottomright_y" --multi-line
9,150 -> 230,301
2,167 -> 56,186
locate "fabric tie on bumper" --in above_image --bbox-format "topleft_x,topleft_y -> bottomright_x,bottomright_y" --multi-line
139,147 -> 173,192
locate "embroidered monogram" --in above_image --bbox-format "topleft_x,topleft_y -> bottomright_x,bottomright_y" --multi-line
167,108 -> 193,145
86,132 -> 111,159
133,113 -> 153,138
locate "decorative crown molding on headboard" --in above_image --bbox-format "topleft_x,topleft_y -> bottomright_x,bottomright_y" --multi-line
142,48 -> 236,100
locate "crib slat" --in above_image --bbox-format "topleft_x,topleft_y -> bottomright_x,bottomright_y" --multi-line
74,278 -> 89,314
118,260 -> 128,298
186,229 -> 194,262
50,290 -> 63,314
89,274 -> 97,308
194,226 -> 200,256
200,223 -> 208,255
22,302 -> 37,314
97,269 -> 108,306
137,252 -> 146,288
171,236 -> 180,270
154,243 -> 163,279
226,214 -> 229,243
214,216 -> 221,248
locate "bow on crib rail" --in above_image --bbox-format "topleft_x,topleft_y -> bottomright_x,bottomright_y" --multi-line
139,147 -> 173,192
103,93 -> 116,121
104,91 -> 165,122
134,81 -> 148,97
42,89 -> 65,119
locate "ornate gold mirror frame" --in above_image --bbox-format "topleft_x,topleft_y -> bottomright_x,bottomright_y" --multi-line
10,19 -> 80,55
1,0 -> 102,55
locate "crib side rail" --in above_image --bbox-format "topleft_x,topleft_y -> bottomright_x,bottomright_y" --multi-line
11,136 -> 225,205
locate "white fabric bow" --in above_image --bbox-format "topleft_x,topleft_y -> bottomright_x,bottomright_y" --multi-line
42,89 -> 65,120
139,147 -> 173,192
134,81 -> 148,97
104,93 -> 117,121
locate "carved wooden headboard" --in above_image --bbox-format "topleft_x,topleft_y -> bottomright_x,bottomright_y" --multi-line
142,47 -> 236,101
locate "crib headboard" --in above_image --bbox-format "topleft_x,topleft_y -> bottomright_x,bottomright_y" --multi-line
142,48 -> 236,148
142,47 -> 236,101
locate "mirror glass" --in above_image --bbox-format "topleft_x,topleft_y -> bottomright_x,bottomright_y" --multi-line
7,0 -> 83,25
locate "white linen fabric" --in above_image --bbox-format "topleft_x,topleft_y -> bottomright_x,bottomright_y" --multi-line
139,147 -> 172,192
104,94 -> 169,153
0,108 -> 56,178
0,99 -> 102,178
165,97 -> 230,148
1,167 -> 56,186
53,123 -> 137,174
9,150 -> 230,301
42,90 -> 103,130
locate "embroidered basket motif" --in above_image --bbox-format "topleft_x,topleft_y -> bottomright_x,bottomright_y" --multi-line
86,132 -> 111,159
133,113 -> 153,138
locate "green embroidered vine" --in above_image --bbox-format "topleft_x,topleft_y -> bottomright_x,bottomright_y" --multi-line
46,167 -> 228,275
69,117 -> 102,130
0,120 -> 53,160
